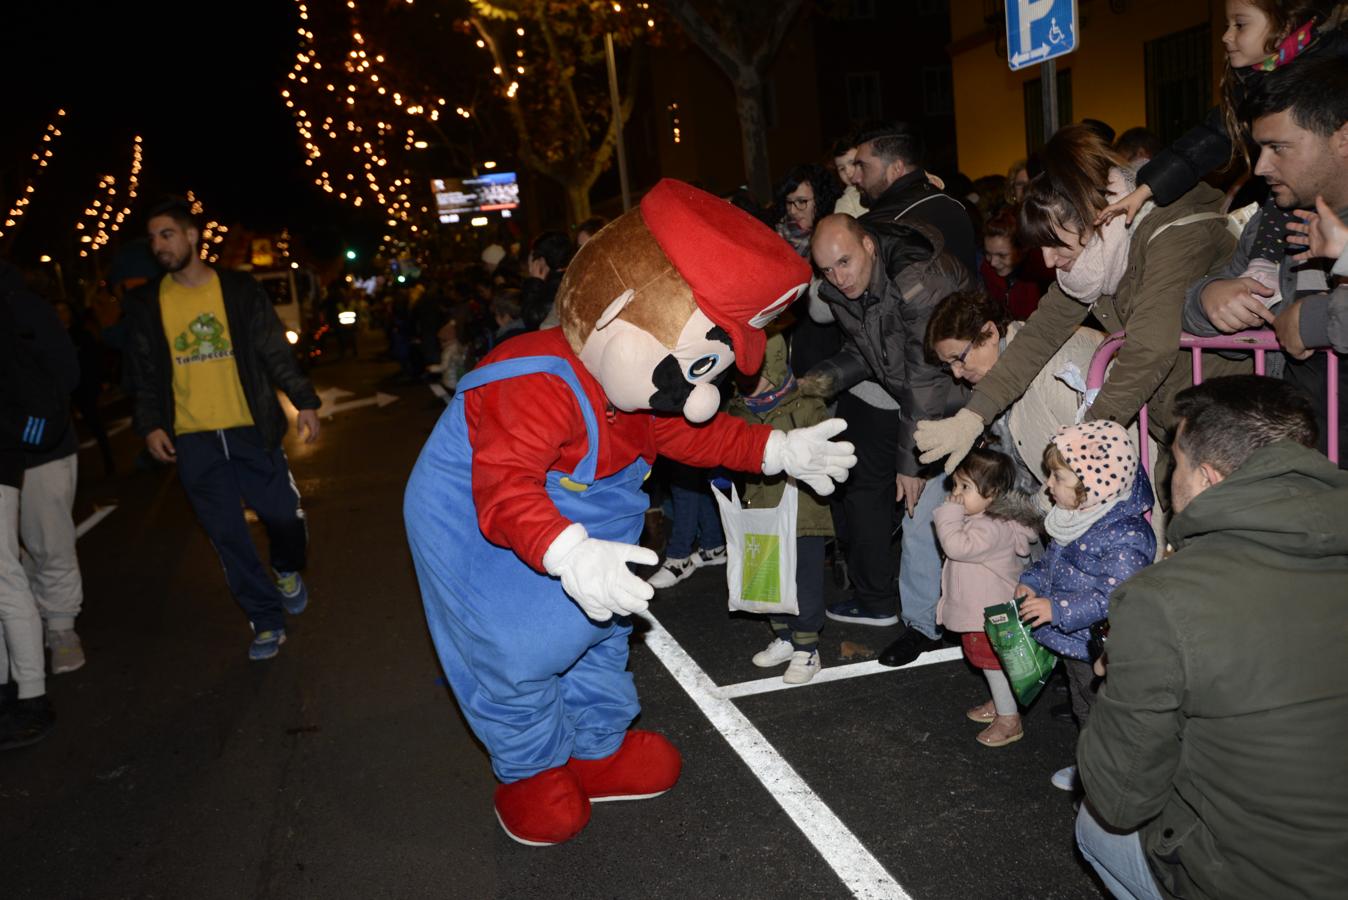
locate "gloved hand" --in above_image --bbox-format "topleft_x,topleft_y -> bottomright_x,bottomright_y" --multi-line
542,523 -> 658,622
915,408 -> 984,474
761,418 -> 857,496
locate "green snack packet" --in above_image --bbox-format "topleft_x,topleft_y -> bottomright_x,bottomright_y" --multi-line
983,597 -> 1058,705
742,533 -> 782,604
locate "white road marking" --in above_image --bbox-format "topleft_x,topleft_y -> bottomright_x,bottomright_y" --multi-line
637,609 -> 911,900
319,391 -> 398,417
75,505 -> 117,539
428,383 -> 450,404
717,647 -> 964,700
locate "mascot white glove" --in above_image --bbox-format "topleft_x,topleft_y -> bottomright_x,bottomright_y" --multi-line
761,418 -> 857,496
915,408 -> 984,474
543,523 -> 658,622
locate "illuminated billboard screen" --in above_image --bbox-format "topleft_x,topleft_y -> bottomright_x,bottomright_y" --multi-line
432,172 -> 519,223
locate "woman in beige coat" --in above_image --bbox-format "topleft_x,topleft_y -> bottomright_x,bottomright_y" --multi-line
914,124 -> 1246,479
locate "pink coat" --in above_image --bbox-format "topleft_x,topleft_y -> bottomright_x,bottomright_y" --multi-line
933,503 -> 1037,633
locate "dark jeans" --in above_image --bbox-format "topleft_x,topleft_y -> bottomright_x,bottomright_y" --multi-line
836,393 -> 900,616
665,471 -> 724,560
1064,658 -> 1098,728
769,535 -> 827,641
176,426 -> 307,632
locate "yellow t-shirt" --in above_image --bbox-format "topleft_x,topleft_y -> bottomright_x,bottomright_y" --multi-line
159,272 -> 255,434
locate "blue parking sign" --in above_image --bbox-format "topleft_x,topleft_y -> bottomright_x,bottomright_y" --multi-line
1005,0 -> 1078,71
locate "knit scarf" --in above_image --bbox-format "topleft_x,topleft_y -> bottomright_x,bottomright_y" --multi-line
1256,20 -> 1315,72
1055,167 -> 1152,305
1044,491 -> 1126,544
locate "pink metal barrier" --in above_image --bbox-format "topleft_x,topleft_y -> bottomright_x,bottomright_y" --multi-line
1085,329 -> 1340,469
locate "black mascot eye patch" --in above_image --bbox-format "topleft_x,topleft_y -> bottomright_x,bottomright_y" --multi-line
649,354 -> 694,413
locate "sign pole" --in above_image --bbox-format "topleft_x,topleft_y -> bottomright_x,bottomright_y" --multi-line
604,32 -> 632,212
1041,57 -> 1059,144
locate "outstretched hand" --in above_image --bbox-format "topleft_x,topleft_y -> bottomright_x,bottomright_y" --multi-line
1094,184 -> 1153,227
1287,196 -> 1348,262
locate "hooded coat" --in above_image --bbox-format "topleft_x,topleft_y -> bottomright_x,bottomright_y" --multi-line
1019,475 -> 1156,660
932,491 -> 1041,632
1078,441 -> 1348,899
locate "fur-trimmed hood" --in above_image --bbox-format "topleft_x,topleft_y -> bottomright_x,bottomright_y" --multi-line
986,489 -> 1045,532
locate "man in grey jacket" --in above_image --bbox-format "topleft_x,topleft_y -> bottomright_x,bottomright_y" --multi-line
1182,54 -> 1348,463
1076,375 -> 1348,899
805,215 -> 972,663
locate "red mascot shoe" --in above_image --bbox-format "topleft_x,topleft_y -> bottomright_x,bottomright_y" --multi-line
567,730 -> 683,802
494,766 -> 591,846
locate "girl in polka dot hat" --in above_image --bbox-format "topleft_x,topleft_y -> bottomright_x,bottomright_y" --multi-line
1016,419 -> 1156,791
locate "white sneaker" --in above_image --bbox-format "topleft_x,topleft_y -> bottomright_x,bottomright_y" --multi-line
783,649 -> 821,685
751,638 -> 795,668
693,546 -> 727,567
647,556 -> 696,589
1051,765 -> 1079,792
47,629 -> 86,674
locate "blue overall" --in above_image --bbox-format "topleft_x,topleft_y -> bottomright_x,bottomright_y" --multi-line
404,356 -> 650,783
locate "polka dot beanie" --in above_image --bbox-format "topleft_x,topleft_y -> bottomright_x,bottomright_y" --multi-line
1051,420 -> 1138,508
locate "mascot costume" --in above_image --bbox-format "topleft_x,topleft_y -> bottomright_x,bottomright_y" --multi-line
404,179 -> 856,846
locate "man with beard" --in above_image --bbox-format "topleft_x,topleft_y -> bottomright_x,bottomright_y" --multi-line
125,199 -> 321,660
1184,53 -> 1348,464
849,122 -> 976,272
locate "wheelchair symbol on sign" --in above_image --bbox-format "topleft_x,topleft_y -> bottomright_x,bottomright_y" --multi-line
1048,18 -> 1066,45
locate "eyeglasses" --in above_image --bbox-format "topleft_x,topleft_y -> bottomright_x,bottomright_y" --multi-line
941,339 -> 975,372
786,197 -> 813,211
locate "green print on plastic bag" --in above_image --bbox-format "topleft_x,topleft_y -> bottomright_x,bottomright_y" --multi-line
741,532 -> 781,604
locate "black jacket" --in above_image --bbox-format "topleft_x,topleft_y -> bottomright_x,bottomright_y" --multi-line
860,168 -> 978,275
125,269 -> 320,449
1138,22 -> 1347,206
0,261 -> 79,484
813,221 -> 973,477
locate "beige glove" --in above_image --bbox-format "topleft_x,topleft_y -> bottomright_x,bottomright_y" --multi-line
915,408 -> 984,474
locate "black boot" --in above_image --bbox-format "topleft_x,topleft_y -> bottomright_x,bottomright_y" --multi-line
0,694 -> 55,751
878,627 -> 943,668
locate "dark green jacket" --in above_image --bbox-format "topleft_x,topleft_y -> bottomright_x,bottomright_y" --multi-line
1078,441 -> 1348,899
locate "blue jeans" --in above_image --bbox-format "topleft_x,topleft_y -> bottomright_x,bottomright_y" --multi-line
665,481 -> 724,560
1076,803 -> 1165,900
897,474 -> 944,640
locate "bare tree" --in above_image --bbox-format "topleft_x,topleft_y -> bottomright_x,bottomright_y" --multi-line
662,0 -> 806,201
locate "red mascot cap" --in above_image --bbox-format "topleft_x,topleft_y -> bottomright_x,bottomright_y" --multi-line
639,178 -> 811,374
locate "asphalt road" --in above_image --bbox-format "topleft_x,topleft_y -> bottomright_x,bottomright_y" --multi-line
1,347 -> 1107,899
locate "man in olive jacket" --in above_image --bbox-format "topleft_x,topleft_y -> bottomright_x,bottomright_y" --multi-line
125,199 -> 322,661
1076,375 -> 1348,900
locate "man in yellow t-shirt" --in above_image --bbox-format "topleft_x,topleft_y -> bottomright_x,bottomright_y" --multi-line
126,199 -> 323,661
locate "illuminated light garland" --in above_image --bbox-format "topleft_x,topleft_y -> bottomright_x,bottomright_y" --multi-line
1,110 -> 67,241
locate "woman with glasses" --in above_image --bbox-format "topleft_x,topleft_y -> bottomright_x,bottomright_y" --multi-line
915,125 -> 1248,480
772,164 -> 843,258
924,290 -> 1103,492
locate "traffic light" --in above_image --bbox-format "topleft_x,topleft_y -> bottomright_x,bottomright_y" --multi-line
344,249 -> 357,261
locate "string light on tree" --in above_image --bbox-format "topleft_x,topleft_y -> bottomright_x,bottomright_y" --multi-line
1,110 -> 68,242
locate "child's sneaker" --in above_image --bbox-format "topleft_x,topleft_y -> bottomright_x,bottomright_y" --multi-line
783,649 -> 821,685
249,629 -> 287,661
46,629 -> 85,674
274,570 -> 308,615
751,638 -> 795,668
693,546 -> 726,567
1050,764 -> 1079,791
976,715 -> 1023,748
647,556 -> 696,589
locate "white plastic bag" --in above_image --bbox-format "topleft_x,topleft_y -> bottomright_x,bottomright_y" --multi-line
713,480 -> 799,616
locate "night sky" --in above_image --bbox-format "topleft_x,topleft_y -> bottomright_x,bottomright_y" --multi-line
2,1 -> 357,263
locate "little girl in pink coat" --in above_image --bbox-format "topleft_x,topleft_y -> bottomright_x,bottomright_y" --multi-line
932,448 -> 1042,747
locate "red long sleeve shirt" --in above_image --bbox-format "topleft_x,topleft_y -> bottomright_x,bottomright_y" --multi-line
463,329 -> 772,571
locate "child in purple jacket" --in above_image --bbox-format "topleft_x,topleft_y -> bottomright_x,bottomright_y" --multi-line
1017,421 -> 1155,791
